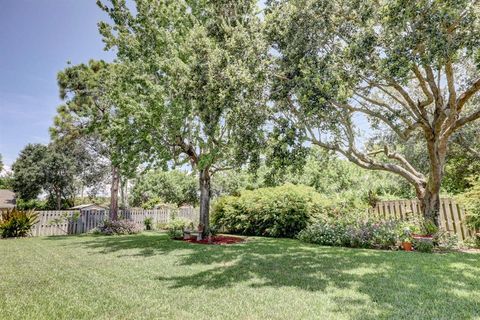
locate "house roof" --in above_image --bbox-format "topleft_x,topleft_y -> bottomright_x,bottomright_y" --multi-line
0,190 -> 16,208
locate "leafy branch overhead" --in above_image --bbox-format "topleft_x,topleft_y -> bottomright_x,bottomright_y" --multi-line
267,0 -> 480,222
96,0 -> 269,231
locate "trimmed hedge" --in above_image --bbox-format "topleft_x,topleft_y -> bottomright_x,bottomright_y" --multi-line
211,184 -> 342,238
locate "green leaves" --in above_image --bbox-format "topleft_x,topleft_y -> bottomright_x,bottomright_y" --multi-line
97,0 -> 268,175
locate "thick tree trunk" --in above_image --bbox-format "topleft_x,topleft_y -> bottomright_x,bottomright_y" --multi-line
421,138 -> 447,226
419,188 -> 441,226
110,166 -> 120,220
199,168 -> 211,238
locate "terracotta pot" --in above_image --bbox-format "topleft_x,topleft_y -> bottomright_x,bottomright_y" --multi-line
402,242 -> 413,251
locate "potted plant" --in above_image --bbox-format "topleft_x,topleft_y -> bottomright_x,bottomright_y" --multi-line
401,227 -> 413,251
402,238 -> 413,251
144,217 -> 153,231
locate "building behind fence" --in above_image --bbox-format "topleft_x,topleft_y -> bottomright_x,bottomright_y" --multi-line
369,198 -> 474,241
32,205 -> 198,237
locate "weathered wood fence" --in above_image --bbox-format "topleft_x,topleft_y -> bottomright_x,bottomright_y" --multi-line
32,205 -> 198,237
369,198 -> 473,241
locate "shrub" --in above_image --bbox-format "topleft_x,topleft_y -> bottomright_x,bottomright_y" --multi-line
413,238 -> 434,253
15,198 -> 48,211
92,220 -> 142,235
165,218 -> 192,239
297,217 -> 399,249
0,208 -> 38,238
456,177 -> 480,230
211,184 -> 352,238
144,217 -> 154,230
433,231 -> 459,251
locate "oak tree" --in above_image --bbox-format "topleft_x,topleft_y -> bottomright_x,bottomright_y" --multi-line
97,0 -> 268,233
267,0 -> 480,224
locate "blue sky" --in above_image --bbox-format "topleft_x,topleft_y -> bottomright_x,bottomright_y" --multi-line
0,0 -> 114,168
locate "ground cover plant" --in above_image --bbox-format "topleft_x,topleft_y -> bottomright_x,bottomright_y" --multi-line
0,233 -> 479,320
0,208 -> 38,238
92,219 -> 142,235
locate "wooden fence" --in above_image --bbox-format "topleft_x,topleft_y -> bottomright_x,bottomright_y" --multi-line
369,198 -> 474,241
32,206 -> 198,237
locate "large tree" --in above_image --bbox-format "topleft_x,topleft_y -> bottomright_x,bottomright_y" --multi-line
130,170 -> 198,208
11,144 -> 47,201
267,0 -> 480,224
97,0 -> 268,233
11,143 -> 76,209
52,60 -> 134,219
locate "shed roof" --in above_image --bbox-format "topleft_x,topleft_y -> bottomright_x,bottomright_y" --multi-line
0,190 -> 16,209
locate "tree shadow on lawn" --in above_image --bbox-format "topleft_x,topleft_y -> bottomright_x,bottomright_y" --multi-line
42,232 -> 185,257
164,237 -> 480,319
44,233 -> 480,319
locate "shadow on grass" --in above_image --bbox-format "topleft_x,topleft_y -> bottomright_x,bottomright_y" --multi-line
43,232 -> 480,319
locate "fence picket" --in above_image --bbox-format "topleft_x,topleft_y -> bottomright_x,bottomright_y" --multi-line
31,206 -> 198,237
370,198 -> 473,241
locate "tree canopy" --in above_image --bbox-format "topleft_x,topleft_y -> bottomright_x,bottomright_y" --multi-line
97,0 -> 269,232
11,143 -> 77,209
266,0 -> 480,223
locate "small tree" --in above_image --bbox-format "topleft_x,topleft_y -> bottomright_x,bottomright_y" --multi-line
267,0 -> 480,224
97,0 -> 268,233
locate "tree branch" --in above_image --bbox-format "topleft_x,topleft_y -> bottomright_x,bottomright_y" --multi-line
456,78 -> 480,111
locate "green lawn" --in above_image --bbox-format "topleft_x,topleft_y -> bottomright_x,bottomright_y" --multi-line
0,233 -> 479,320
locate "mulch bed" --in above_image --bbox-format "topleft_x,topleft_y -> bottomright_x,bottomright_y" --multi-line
179,235 -> 246,245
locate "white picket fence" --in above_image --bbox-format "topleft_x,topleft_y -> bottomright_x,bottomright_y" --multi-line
32,205 -> 198,237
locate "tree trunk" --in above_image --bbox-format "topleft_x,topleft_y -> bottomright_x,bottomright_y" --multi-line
419,188 -> 441,226
421,138 -> 447,226
56,189 -> 62,210
110,166 -> 120,220
199,168 -> 211,238
120,176 -> 126,210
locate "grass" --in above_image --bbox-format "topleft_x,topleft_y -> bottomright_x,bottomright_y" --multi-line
0,233 -> 479,320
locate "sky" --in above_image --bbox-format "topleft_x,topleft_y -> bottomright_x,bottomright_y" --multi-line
0,0 -> 115,169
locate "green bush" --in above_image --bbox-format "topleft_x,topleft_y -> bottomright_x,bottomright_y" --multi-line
413,238 -> 434,253
165,218 -> 192,239
144,217 -> 154,230
15,198 -> 48,211
297,217 -> 399,249
212,184 -> 355,238
0,208 -> 38,238
457,177 -> 480,231
92,220 -> 142,235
